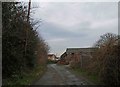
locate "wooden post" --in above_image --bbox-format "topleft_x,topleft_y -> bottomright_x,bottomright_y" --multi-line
80,52 -> 82,68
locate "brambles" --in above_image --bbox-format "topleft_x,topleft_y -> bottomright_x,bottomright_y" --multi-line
88,33 -> 119,85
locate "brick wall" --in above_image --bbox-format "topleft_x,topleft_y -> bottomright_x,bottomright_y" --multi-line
66,52 -> 92,68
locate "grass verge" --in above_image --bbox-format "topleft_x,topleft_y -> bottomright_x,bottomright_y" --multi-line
47,60 -> 57,64
3,65 -> 46,86
71,68 -> 101,85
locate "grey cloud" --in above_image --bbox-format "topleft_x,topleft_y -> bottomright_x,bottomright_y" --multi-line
38,21 -> 88,39
33,2 -> 118,56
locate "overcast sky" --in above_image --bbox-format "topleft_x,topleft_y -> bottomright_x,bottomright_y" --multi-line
31,2 -> 118,56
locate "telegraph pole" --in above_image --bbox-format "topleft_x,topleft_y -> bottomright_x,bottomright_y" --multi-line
27,0 -> 31,22
25,0 -> 31,57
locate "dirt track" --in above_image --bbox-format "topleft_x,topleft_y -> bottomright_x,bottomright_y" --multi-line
34,64 -> 90,85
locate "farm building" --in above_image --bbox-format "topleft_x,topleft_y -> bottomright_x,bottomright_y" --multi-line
60,48 -> 97,68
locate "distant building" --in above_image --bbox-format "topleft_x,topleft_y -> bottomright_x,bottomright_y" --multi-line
48,54 -> 59,62
48,54 -> 56,61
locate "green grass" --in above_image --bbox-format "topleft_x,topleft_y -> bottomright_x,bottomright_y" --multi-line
71,68 -> 101,84
3,65 -> 46,86
47,60 -> 57,64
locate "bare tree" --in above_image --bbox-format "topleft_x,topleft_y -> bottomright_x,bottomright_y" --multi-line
94,33 -> 118,48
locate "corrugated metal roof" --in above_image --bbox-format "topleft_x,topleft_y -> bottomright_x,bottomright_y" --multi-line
66,48 -> 97,53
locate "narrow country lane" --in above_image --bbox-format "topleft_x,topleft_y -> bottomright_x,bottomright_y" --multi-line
34,64 -> 88,85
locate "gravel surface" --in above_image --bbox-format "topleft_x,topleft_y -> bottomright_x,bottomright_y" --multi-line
34,64 -> 88,85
